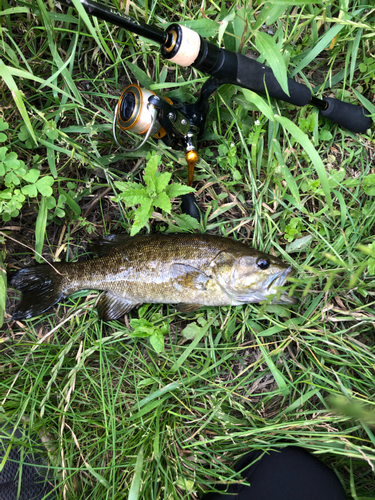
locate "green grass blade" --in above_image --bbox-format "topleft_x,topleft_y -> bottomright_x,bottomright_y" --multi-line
254,3 -> 287,30
0,247 -> 6,328
6,66 -> 80,102
275,115 -> 333,210
71,0 -> 110,59
263,0 -> 316,3
255,336 -> 290,396
0,6 -> 29,15
58,188 -> 81,216
128,446 -> 144,500
281,388 -> 320,415
171,319 -> 215,373
93,16 -> 115,63
46,146 -> 57,178
35,196 -> 48,263
352,89 -> 375,116
332,189 -> 347,229
38,49 -> 76,91
125,60 -> 155,89
0,60 -> 37,144
255,31 -> 289,97
84,462 -> 111,489
272,138 -> 301,205
290,24 -> 345,77
242,89 -> 274,121
150,77 -> 207,90
36,0 -> 83,104
350,29 -> 363,86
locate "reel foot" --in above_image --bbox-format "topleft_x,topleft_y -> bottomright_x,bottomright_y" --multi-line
181,193 -> 200,221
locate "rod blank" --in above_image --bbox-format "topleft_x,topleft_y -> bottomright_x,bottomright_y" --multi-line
61,0 -> 167,45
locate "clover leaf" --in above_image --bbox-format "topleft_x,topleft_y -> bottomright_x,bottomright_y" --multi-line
36,176 -> 54,196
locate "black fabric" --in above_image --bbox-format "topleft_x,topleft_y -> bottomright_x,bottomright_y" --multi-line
0,427 -> 56,500
202,446 -> 347,500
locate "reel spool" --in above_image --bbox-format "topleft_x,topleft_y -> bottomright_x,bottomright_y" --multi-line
113,84 -> 172,151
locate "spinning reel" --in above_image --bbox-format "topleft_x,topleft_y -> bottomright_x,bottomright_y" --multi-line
112,78 -> 223,218
114,85 -> 172,149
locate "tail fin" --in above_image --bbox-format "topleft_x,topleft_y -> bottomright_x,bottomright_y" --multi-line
9,264 -> 65,320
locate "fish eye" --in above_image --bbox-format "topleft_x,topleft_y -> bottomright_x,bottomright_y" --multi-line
257,258 -> 270,270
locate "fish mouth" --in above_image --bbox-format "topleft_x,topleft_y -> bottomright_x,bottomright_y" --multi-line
267,266 -> 297,305
267,266 -> 293,290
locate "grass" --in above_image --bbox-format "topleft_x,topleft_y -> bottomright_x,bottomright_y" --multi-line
1,0 -> 375,498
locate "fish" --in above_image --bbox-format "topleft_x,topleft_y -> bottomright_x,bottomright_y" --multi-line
9,233 -> 297,321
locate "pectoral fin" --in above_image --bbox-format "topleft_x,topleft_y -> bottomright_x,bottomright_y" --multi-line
170,263 -> 209,291
97,292 -> 139,320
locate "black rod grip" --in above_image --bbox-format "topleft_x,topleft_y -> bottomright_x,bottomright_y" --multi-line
235,53 -> 312,106
193,41 -> 312,107
319,98 -> 372,133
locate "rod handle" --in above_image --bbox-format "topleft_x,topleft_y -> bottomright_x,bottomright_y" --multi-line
319,97 -> 372,134
235,53 -> 312,106
191,40 -> 312,107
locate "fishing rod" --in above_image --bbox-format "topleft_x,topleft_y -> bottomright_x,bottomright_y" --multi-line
61,0 -> 372,129
61,0 -> 372,218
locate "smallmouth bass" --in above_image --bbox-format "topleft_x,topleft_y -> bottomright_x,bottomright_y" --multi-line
10,233 -> 297,321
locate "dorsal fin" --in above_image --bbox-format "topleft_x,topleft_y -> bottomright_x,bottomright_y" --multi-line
90,234 -> 131,257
